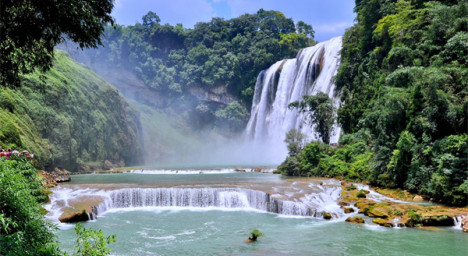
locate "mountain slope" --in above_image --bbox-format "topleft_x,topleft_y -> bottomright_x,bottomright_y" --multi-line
0,50 -> 143,172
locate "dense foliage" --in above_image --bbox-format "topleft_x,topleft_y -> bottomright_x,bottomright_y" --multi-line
1,0 -> 114,88
73,223 -> 116,256
289,92 -> 337,144
0,158 -> 62,255
280,0 -> 468,205
0,51 -> 143,172
64,9 -> 316,131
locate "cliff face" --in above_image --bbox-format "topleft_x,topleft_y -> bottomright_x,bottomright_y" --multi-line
0,50 -> 144,172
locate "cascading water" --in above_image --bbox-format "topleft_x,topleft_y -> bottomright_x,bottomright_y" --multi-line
91,187 -> 344,218
245,36 -> 343,162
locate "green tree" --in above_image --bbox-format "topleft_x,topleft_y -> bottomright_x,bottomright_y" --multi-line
284,128 -> 307,156
296,21 -> 315,38
1,0 -> 115,87
142,11 -> 161,27
289,92 -> 336,144
73,223 -> 116,256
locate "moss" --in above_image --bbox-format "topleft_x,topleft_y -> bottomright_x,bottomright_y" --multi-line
372,218 -> 387,226
357,189 -> 367,198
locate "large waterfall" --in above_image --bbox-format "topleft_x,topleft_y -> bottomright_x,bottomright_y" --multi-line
245,37 -> 342,161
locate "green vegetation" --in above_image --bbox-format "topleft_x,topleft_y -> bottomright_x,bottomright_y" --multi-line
0,158 -> 116,255
66,9 -> 316,131
73,223 -> 116,256
0,158 -> 62,255
289,92 -> 337,144
248,229 -> 265,242
0,51 -> 143,172
279,0 -> 468,206
1,0 -> 114,87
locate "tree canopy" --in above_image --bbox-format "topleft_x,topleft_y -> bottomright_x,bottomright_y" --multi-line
1,0 -> 114,87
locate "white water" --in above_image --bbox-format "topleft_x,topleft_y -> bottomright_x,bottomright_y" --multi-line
127,168 -> 276,174
245,37 -> 343,162
453,216 -> 465,230
93,188 -> 328,217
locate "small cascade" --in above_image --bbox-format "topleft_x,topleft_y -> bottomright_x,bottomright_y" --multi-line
303,186 -> 343,218
453,216 -> 464,229
92,187 -> 342,218
245,37 -> 343,162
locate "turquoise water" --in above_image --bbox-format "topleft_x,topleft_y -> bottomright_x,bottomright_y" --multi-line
56,209 -> 468,255
54,173 -> 468,255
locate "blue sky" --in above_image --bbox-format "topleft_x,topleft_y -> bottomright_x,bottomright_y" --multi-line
113,0 -> 356,42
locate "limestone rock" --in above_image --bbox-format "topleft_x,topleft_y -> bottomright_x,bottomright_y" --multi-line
345,216 -> 365,224
59,211 -> 91,223
461,216 -> 468,232
323,212 -> 332,220
372,218 -> 387,226
344,207 -> 355,214
413,195 -> 424,201
367,207 -> 389,218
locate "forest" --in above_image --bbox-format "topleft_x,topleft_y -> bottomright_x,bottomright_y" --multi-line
279,0 -> 468,206
65,9 -> 316,132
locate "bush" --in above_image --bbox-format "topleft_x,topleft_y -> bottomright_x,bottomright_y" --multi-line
0,158 -> 63,255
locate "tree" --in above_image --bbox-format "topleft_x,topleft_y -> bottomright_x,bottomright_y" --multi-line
142,11 -> 161,27
289,92 -> 336,144
296,21 -> 315,38
284,128 -> 307,156
74,223 -> 116,256
1,0 -> 115,87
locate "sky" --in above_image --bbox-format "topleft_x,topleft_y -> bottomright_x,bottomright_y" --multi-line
112,0 -> 356,42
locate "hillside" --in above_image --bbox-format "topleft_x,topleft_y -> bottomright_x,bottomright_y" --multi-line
0,50 -> 143,172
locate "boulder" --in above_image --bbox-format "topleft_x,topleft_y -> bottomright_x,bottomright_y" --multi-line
422,215 -> 453,226
413,195 -> 424,201
345,216 -> 365,224
59,211 -> 91,223
367,207 -> 389,218
461,216 -> 468,232
372,218 -> 387,226
338,201 -> 350,207
323,212 -> 332,220
235,169 -> 246,172
254,168 -> 262,172
344,208 -> 355,214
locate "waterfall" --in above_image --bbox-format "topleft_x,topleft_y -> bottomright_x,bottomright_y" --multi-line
245,37 -> 343,161
92,187 -> 343,218
453,216 -> 465,229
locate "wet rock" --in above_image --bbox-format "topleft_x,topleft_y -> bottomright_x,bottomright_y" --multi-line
254,168 -> 262,172
413,195 -> 424,201
338,202 -> 350,207
367,207 -> 389,218
344,207 -> 355,214
59,211 -> 91,223
461,216 -> 468,232
422,215 -> 453,226
372,218 -> 387,226
346,216 -> 365,224
235,169 -> 246,172
323,212 -> 332,220
357,190 -> 367,198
